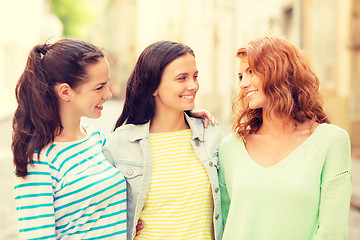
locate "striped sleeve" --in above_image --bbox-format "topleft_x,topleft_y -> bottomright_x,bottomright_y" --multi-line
14,160 -> 56,240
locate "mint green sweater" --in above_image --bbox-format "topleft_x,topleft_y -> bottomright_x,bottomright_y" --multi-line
219,123 -> 352,240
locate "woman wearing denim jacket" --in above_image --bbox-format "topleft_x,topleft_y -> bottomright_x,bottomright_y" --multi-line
103,41 -> 222,240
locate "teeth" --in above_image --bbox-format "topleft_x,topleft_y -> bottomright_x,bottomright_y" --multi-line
181,95 -> 194,99
96,104 -> 103,107
247,91 -> 257,98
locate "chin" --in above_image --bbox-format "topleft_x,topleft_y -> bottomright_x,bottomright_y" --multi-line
183,105 -> 195,111
88,113 -> 102,119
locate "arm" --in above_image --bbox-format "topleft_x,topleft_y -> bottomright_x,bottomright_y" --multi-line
14,160 -> 56,240
314,129 -> 352,239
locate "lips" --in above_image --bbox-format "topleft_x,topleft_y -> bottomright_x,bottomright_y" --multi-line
246,90 -> 258,99
95,104 -> 104,110
180,95 -> 195,100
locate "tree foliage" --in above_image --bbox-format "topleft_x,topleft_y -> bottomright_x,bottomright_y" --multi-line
50,0 -> 96,38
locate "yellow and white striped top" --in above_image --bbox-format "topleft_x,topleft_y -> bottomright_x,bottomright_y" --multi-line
135,129 -> 214,240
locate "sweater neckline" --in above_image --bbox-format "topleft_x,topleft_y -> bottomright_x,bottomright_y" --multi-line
241,123 -> 326,169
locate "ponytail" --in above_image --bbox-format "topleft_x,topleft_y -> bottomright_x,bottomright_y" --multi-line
12,44 -> 61,177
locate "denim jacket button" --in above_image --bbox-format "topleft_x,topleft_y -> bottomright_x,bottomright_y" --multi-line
194,139 -> 200,146
215,214 -> 219,220
127,170 -> 133,176
209,161 -> 213,167
215,187 -> 219,193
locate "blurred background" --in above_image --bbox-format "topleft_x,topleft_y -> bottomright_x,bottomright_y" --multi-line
0,0 -> 359,239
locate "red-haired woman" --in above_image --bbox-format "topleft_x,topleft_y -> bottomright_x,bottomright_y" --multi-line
219,36 -> 352,239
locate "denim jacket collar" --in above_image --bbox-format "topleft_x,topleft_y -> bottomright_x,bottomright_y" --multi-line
184,113 -> 204,142
127,113 -> 204,142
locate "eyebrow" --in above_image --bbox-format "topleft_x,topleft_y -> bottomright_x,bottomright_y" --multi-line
239,67 -> 250,75
175,71 -> 198,78
176,73 -> 188,77
95,83 -> 106,88
94,78 -> 110,87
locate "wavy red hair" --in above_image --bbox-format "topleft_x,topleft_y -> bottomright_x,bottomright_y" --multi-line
233,36 -> 330,137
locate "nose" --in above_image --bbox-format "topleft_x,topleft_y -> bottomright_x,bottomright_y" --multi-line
104,85 -> 113,100
188,78 -> 199,91
239,75 -> 250,89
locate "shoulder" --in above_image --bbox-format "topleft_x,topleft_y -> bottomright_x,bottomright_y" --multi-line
30,144 -> 58,171
113,123 -> 138,137
204,122 -> 221,137
106,125 -> 134,144
187,116 -> 204,127
83,124 -> 106,143
115,123 -> 139,132
219,133 -> 244,157
188,116 -> 221,135
316,123 -> 350,142
220,133 -> 240,148
106,122 -> 149,146
83,124 -> 103,137
114,122 -> 150,134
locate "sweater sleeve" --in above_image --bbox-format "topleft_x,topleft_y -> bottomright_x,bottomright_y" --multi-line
14,160 -> 56,240
314,128 -> 352,239
218,135 -> 232,229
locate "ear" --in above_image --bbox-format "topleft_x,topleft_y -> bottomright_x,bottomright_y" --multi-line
56,83 -> 72,101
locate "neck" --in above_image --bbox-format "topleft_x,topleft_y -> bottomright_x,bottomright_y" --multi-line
150,110 -> 189,133
259,111 -> 296,137
55,105 -> 86,142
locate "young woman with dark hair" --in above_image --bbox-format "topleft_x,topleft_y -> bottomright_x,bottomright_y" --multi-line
104,40 -> 223,240
12,39 -> 127,239
219,36 -> 352,239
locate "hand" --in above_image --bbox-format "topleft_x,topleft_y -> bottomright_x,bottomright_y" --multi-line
191,109 -> 218,128
135,219 -> 144,236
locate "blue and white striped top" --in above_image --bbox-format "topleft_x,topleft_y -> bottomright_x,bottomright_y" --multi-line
14,125 -> 127,240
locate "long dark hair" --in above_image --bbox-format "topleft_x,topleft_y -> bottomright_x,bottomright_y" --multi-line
114,40 -> 194,128
233,36 -> 330,137
12,38 -> 104,177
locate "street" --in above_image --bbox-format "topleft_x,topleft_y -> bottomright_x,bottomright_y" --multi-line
0,100 -> 359,239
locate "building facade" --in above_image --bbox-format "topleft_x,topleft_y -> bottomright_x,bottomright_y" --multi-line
100,0 -> 360,145
0,0 -> 62,120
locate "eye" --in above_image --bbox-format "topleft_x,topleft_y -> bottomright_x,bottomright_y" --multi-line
238,75 -> 243,82
177,76 -> 186,81
95,83 -> 107,90
194,74 -> 198,80
249,69 -> 253,74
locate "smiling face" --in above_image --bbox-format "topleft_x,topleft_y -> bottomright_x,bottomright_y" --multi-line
153,53 -> 199,114
238,58 -> 269,110
70,57 -> 112,119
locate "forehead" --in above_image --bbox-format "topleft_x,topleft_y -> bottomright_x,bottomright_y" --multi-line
85,58 -> 109,80
163,53 -> 197,73
238,58 -> 249,72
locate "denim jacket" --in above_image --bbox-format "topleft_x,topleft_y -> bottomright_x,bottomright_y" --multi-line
103,114 -> 223,240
